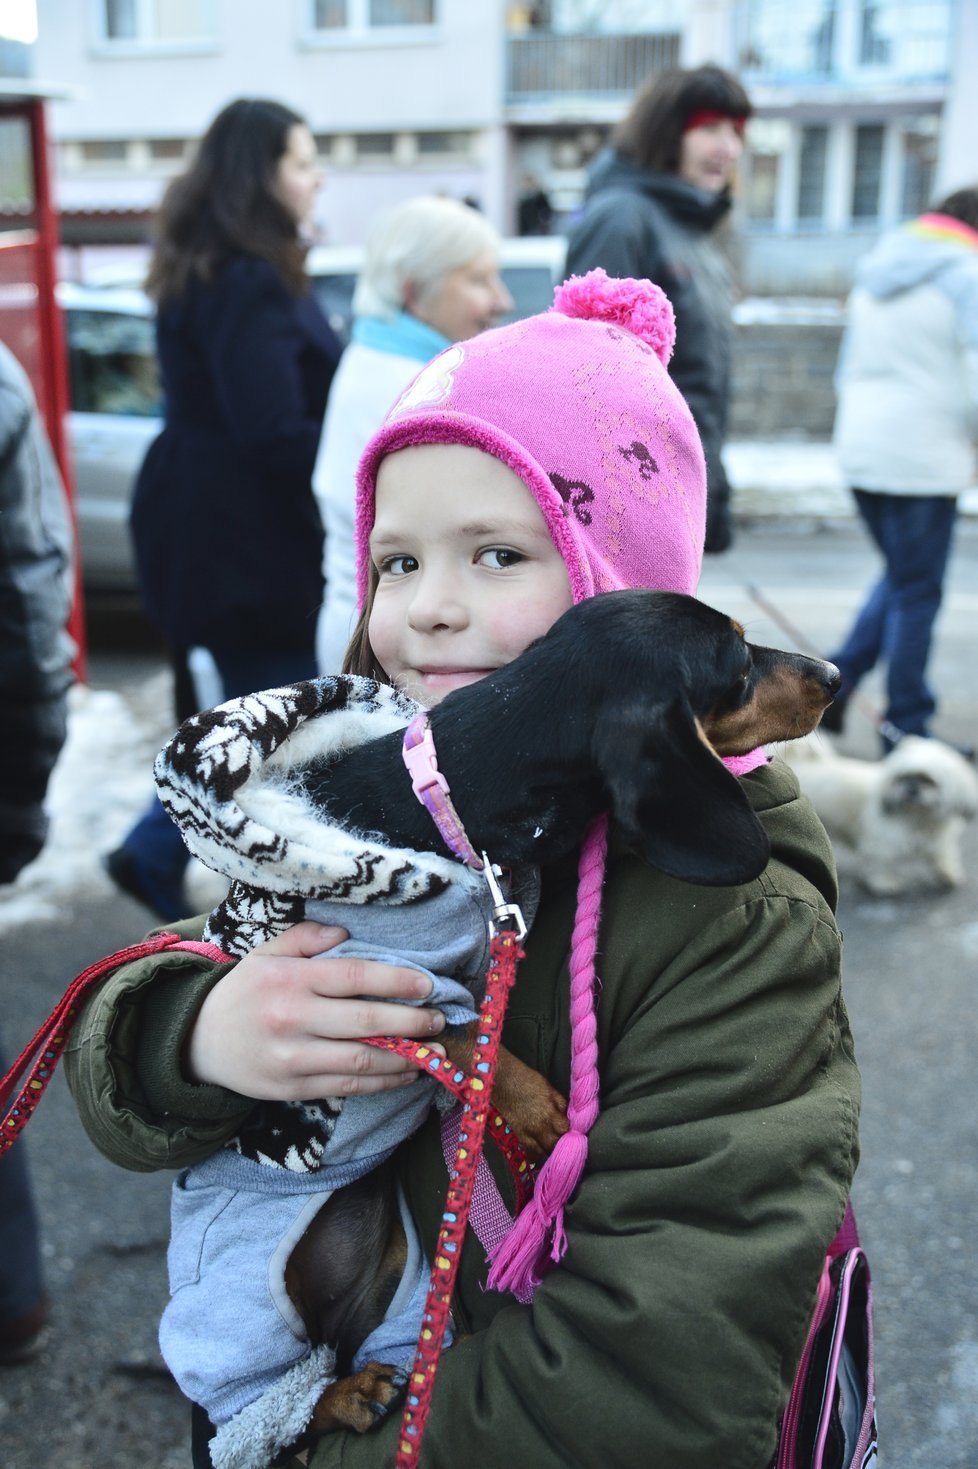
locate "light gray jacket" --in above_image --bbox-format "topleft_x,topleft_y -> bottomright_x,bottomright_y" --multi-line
0,342 -> 74,880
833,215 -> 978,494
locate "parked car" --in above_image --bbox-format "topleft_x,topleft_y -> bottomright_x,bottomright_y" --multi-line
59,282 -> 162,592
64,235 -> 567,592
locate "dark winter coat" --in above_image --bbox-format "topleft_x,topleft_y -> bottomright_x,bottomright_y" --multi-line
130,254 -> 342,656
64,760 -> 859,1468
0,343 -> 74,881
566,151 -> 737,550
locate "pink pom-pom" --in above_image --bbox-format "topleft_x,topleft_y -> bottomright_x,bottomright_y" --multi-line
552,267 -> 675,365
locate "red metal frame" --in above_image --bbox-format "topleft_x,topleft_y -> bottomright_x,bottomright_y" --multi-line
0,93 -> 87,679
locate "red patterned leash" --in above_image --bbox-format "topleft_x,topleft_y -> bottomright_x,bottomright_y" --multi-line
0,933 -> 232,1155
365,1034 -> 532,1214
393,924 -> 524,1467
387,716 -> 534,1464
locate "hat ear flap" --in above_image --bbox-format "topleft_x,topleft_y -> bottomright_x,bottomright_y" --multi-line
592,698 -> 771,886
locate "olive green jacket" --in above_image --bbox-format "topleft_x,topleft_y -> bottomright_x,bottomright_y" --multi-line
65,761 -> 859,1469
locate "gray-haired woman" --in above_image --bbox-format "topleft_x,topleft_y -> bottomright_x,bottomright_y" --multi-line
313,195 -> 512,673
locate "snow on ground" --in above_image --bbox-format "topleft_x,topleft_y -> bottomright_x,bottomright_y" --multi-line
0,675 -> 223,934
724,441 -> 978,520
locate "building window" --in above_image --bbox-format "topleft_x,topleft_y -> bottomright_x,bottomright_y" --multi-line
743,118 -> 790,227
80,139 -> 130,162
311,0 -> 435,30
370,0 -> 435,21
735,0 -> 838,79
858,1 -> 892,64
797,124 -> 828,222
736,0 -> 950,83
416,130 -> 468,156
900,123 -> 938,217
97,0 -> 218,47
148,138 -> 186,160
851,123 -> 884,219
746,152 -> 779,225
355,132 -> 396,157
0,115 -> 34,217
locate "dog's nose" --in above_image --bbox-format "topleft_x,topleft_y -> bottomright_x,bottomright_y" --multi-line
823,662 -> 842,696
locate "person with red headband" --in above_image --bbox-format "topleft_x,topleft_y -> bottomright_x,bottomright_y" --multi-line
566,63 -> 752,554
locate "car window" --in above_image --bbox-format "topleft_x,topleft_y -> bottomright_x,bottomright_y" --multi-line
498,265 -> 561,326
65,309 -> 163,418
309,272 -> 357,346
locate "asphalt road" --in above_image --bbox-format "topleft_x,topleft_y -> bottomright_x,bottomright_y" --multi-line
2,518 -> 977,1468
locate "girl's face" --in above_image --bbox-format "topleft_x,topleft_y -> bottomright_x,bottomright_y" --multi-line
408,252 -> 514,342
678,118 -> 743,193
274,124 -> 322,227
368,443 -> 573,706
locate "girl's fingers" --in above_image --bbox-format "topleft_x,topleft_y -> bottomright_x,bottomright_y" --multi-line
288,1039 -> 447,1099
250,920 -> 350,958
187,927 -> 447,1097
305,953 -> 438,1004
301,993 -> 446,1042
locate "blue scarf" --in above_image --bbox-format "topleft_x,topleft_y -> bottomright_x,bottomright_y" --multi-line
352,311 -> 451,363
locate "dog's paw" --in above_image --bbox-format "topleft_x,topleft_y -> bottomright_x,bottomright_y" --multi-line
490,1048 -> 569,1163
310,1361 -> 407,1434
503,1075 -> 569,1163
518,1084 -> 570,1164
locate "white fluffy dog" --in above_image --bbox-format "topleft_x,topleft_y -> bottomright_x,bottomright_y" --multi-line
781,733 -> 978,896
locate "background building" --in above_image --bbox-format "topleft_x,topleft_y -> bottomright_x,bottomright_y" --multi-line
27,0 -> 978,294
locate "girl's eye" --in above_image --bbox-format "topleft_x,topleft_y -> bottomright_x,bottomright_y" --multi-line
379,554 -> 418,577
478,547 -> 525,569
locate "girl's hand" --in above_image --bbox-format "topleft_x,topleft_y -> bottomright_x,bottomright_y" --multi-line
185,921 -> 446,1100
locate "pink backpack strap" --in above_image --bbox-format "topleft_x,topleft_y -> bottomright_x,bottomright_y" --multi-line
828,1197 -> 860,1256
0,932 -> 233,1155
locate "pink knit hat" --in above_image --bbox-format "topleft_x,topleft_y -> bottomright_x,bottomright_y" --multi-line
353,272 -> 713,1299
355,269 -> 707,611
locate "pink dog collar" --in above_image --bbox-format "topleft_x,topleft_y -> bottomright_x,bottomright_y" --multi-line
402,714 -> 484,870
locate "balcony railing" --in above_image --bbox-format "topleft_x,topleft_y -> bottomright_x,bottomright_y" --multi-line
506,32 -> 680,105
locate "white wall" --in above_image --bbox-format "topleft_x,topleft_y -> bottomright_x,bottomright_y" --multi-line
33,0 -> 509,239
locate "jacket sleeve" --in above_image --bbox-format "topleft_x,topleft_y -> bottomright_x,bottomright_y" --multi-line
62,919 -> 253,1172
303,864 -> 858,1469
0,347 -> 74,880
197,258 -> 328,490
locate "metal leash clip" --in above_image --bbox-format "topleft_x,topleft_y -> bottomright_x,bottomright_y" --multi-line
480,852 -> 528,941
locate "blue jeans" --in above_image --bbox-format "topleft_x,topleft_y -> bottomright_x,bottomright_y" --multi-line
831,490 -> 958,737
122,647 -> 319,885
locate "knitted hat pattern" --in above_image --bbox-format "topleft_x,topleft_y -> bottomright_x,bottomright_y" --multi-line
355,268 -> 707,611
354,271 -> 709,1299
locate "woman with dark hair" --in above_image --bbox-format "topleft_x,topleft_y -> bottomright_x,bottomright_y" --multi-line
566,64 -> 752,553
107,98 -> 343,920
821,185 -> 978,756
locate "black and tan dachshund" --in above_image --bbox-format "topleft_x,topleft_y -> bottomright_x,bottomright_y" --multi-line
302,588 -> 841,887
278,589 -> 840,1439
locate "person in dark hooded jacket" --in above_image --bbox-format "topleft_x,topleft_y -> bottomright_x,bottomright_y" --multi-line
566,64 -> 751,553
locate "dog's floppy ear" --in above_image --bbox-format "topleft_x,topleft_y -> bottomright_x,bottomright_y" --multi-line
592,697 -> 771,886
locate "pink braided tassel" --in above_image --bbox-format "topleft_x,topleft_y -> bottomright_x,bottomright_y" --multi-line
486,814 -> 608,1297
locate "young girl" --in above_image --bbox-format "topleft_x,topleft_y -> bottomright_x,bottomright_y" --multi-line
65,273 -> 860,1469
